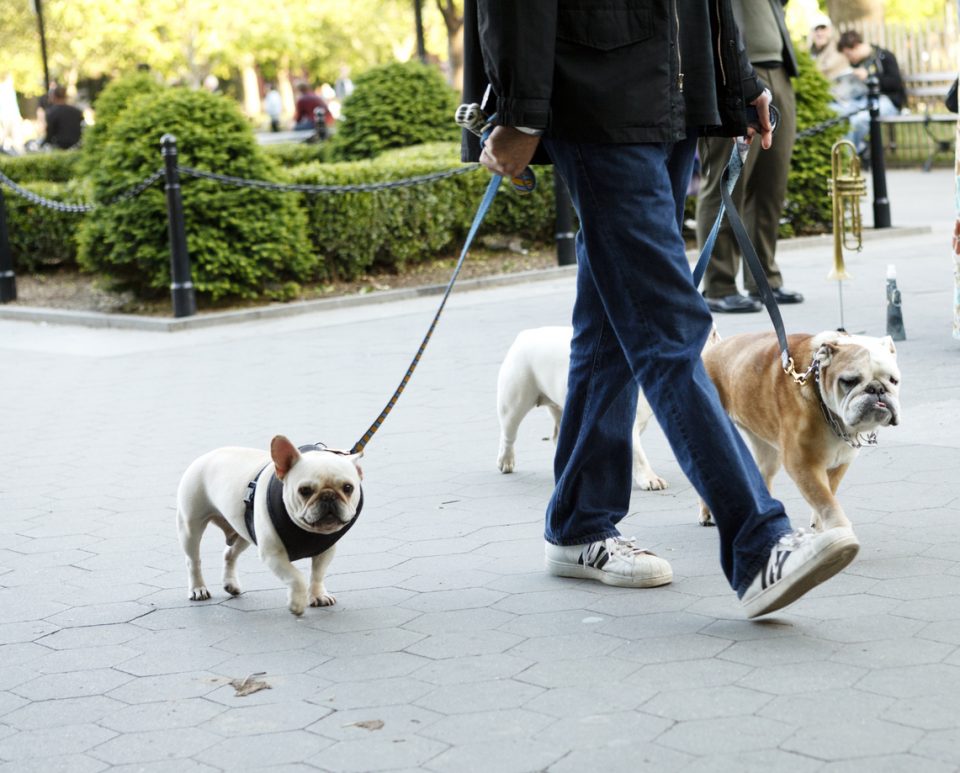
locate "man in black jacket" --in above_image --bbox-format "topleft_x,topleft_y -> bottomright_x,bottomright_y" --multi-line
696,0 -> 804,314
464,0 -> 859,618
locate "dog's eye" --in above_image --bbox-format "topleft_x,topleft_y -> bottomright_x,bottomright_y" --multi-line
342,483 -> 354,495
889,376 -> 899,385
839,377 -> 859,391
297,485 -> 314,499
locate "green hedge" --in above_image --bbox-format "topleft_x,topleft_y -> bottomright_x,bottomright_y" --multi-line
78,87 -> 314,301
0,152 -> 82,183
288,141 -> 557,279
327,62 -> 460,161
262,142 -> 329,167
2,181 -> 85,271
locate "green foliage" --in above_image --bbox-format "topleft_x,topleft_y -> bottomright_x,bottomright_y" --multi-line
2,182 -> 86,272
80,73 -> 166,175
0,152 -> 83,183
77,87 -> 313,301
261,142 -> 329,167
327,62 -> 460,162
782,49 -> 848,237
289,141 -> 556,279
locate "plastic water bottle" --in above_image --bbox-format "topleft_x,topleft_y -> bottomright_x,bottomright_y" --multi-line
885,265 -> 906,341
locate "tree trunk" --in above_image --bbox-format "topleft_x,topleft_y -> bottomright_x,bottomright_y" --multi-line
241,59 -> 261,118
435,0 -> 463,88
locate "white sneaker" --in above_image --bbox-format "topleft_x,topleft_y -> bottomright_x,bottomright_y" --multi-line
545,536 -> 672,588
741,527 -> 860,619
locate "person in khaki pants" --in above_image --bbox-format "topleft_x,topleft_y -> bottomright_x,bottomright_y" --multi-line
696,0 -> 803,313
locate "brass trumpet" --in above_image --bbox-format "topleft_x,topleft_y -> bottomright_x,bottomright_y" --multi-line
827,139 -> 866,281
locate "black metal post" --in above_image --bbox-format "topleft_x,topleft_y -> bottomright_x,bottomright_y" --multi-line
554,173 -> 576,266
160,134 -> 196,317
867,76 -> 891,229
0,188 -> 16,303
413,0 -> 427,64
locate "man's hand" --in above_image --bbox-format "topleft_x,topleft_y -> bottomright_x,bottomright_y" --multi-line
747,88 -> 774,150
479,126 -> 540,177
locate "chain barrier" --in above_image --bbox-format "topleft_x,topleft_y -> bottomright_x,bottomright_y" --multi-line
795,106 -> 866,142
0,167 -> 165,213
178,163 -> 479,194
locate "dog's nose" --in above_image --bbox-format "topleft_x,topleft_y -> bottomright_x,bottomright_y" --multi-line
865,382 -> 885,396
318,489 -> 337,502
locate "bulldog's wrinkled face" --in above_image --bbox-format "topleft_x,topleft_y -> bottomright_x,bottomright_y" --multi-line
814,333 -> 901,432
271,436 -> 363,534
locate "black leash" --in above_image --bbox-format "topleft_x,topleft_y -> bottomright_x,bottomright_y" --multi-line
691,107 -> 808,382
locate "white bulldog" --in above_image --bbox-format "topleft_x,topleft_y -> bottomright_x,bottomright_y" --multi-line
496,326 -> 667,490
176,435 -> 363,615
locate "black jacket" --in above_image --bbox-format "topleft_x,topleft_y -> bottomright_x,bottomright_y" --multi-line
462,0 -> 765,162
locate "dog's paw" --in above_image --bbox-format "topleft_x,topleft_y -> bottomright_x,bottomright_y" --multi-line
497,450 -> 515,474
698,505 -> 715,527
189,586 -> 211,601
223,581 -> 242,596
636,474 -> 669,491
288,589 -> 308,616
310,593 -> 336,607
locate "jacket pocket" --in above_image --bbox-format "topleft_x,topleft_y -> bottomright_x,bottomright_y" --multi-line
557,7 -> 652,51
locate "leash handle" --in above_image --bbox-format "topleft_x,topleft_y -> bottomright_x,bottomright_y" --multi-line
350,174 -> 503,454
456,103 -> 537,194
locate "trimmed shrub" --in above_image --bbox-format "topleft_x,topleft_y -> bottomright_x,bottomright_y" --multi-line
289,141 -> 556,279
77,87 -> 314,301
262,142 -> 329,167
327,62 -> 460,161
2,181 -> 85,271
79,72 -> 165,175
0,151 -> 82,183
782,49 -> 848,237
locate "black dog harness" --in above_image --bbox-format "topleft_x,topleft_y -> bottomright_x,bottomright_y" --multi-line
242,445 -> 363,562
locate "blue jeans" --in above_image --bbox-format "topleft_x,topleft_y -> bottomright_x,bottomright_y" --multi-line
541,135 -> 792,596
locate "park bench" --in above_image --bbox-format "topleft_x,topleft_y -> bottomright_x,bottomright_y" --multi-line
879,71 -> 957,171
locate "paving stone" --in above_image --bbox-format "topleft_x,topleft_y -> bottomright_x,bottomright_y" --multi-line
680,749 -> 822,773
780,718 -> 924,760
404,628 -> 524,659
414,678 -> 544,715
547,743 -> 693,773
425,738 -> 561,773
516,655 -> 639,688
820,754 -> 957,773
308,703 -> 443,742
3,695 -> 125,730
411,653 -> 534,685
657,715 -> 794,756
89,727 -> 223,766
0,754 -> 109,773
0,723 -> 117,759
307,735 -> 446,773
100,697 -> 227,732
200,699 -> 332,735
420,707 -> 553,745
641,684 -> 774,722
12,668 -> 134,701
735,660 -> 866,695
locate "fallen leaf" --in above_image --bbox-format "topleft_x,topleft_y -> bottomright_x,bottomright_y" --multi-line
230,672 -> 271,697
344,719 -> 385,731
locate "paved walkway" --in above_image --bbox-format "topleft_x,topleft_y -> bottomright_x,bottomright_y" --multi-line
1,169 -> 958,772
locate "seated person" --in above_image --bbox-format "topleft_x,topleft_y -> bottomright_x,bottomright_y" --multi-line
43,86 -> 84,150
293,82 -> 329,131
835,30 -> 906,155
808,14 -> 847,83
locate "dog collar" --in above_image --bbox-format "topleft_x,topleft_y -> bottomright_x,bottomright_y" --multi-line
242,444 -> 364,561
813,361 -> 878,449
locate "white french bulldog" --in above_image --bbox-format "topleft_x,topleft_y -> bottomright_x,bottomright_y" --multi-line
176,435 -> 363,616
496,326 -> 667,490
700,330 -> 901,531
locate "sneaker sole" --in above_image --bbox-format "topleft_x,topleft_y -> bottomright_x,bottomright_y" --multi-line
545,558 -> 673,588
743,534 -> 860,619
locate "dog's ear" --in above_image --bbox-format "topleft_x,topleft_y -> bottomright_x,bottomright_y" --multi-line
815,342 -> 838,367
271,435 -> 301,480
347,451 -> 364,480
880,335 -> 897,356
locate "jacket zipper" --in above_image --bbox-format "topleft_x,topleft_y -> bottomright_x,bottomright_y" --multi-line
674,0 -> 683,91
715,0 -> 727,86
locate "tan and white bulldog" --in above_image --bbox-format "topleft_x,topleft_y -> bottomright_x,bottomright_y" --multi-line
497,325 -> 719,490
176,435 -> 363,616
699,330 -> 901,531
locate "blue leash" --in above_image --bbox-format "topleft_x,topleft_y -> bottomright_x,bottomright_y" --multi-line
350,172 -> 503,454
